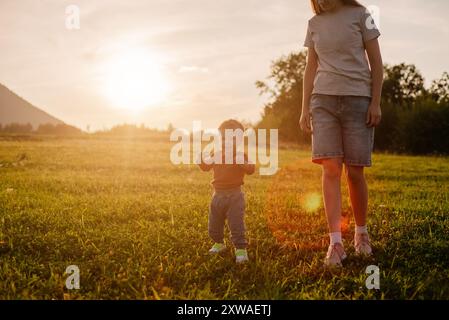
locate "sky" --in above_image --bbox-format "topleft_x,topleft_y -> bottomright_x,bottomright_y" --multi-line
1,0 -> 449,131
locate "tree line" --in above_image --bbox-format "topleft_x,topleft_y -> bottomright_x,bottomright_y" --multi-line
256,50 -> 449,155
0,123 -> 82,135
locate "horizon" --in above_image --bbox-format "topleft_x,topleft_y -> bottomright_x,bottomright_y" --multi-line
1,0 -> 449,131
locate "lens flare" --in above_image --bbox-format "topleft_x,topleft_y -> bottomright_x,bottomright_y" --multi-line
303,192 -> 322,213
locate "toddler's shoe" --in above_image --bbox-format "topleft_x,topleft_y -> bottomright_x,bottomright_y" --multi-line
324,243 -> 347,267
209,243 -> 226,254
354,233 -> 372,256
235,249 -> 249,264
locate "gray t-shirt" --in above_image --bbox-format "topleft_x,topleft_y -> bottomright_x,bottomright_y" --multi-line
304,6 -> 380,97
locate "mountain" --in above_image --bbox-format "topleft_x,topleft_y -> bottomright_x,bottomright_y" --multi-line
0,83 -> 64,129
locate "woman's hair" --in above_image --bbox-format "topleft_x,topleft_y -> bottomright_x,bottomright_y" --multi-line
310,0 -> 364,15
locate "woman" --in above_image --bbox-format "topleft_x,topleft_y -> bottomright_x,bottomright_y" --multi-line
300,0 -> 383,267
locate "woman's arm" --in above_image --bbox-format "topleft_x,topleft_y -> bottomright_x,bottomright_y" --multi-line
300,47 -> 318,133
365,38 -> 384,127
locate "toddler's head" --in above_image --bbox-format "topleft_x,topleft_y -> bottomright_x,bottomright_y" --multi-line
218,119 -> 244,155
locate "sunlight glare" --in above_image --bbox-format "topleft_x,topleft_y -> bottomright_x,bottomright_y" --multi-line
103,49 -> 170,112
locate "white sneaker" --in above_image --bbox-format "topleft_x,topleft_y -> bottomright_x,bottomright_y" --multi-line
354,233 -> 372,256
324,243 -> 347,267
235,249 -> 249,264
209,243 -> 226,254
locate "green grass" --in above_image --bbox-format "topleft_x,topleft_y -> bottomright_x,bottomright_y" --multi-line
0,136 -> 448,299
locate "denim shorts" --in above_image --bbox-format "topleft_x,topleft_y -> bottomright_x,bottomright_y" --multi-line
310,94 -> 375,167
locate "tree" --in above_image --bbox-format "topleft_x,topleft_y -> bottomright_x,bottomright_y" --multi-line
382,63 -> 426,107
429,72 -> 449,104
256,51 -> 309,143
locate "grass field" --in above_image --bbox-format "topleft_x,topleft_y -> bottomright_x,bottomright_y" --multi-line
0,135 -> 448,300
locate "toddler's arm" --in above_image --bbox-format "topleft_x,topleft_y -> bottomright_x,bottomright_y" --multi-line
197,153 -> 213,172
240,153 -> 255,175
242,162 -> 256,175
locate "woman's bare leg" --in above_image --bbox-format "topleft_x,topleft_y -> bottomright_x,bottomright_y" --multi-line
321,158 -> 343,233
321,158 -> 348,266
345,165 -> 368,227
345,165 -> 372,255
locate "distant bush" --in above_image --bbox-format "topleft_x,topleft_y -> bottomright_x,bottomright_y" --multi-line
372,102 -> 401,151
93,124 -> 170,141
374,68 -> 449,155
35,123 -> 83,135
375,99 -> 449,155
402,100 -> 449,154
103,124 -> 155,136
0,122 -> 83,136
0,123 -> 33,134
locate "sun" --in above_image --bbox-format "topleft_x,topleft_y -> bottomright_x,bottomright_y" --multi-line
103,49 -> 170,112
